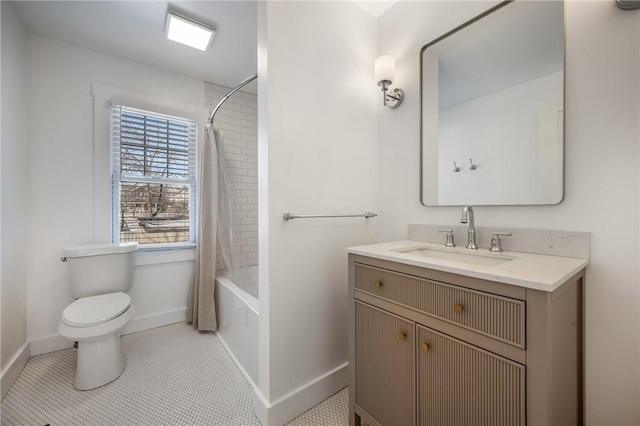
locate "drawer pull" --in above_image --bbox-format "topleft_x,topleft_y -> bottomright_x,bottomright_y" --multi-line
421,342 -> 430,352
374,280 -> 383,288
398,332 -> 407,341
454,303 -> 464,313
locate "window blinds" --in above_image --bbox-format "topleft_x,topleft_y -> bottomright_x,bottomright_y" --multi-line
111,104 -> 197,246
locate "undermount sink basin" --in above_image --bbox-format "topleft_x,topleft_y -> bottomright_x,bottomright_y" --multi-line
392,246 -> 513,267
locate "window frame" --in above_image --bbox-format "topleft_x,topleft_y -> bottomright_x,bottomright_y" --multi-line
92,84 -> 208,255
110,104 -> 197,249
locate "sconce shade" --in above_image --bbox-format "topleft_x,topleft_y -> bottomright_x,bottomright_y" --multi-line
375,55 -> 395,84
374,55 -> 404,109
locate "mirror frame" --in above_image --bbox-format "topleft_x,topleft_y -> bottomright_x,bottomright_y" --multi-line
419,0 -> 565,207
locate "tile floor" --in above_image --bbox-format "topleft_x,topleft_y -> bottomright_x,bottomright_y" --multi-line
1,323 -> 348,425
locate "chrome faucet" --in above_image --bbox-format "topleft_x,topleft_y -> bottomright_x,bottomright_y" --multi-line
460,205 -> 478,249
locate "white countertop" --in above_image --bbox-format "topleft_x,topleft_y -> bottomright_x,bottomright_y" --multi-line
347,240 -> 589,292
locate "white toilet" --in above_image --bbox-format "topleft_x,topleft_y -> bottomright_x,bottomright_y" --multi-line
58,242 -> 138,390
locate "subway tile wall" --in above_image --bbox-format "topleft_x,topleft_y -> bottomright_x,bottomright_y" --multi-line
205,82 -> 258,270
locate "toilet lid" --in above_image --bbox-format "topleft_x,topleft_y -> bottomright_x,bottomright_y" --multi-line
62,292 -> 131,327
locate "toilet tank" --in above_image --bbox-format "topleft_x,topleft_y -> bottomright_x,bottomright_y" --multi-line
63,242 -> 138,298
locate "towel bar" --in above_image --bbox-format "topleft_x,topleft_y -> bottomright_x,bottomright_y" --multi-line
282,212 -> 377,221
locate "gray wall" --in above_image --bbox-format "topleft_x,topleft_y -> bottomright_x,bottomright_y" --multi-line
1,1 -> 30,395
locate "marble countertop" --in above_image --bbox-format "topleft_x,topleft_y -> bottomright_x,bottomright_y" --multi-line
347,240 -> 589,292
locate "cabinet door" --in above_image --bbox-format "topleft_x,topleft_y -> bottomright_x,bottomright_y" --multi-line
355,301 -> 415,426
417,325 -> 525,426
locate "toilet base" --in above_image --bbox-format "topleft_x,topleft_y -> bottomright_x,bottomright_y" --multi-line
58,304 -> 135,390
75,332 -> 124,390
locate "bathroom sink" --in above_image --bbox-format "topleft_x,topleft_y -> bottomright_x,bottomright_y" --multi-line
391,246 -> 513,267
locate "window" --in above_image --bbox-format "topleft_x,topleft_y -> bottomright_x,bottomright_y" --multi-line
111,104 -> 197,248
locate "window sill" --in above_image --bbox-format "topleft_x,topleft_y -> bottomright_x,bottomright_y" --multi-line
134,245 -> 196,266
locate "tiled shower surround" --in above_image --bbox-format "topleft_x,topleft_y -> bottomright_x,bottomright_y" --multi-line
205,82 -> 258,270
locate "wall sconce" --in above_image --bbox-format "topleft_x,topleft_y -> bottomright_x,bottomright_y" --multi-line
375,55 -> 404,109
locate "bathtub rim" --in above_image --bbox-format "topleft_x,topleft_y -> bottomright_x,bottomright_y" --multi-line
215,273 -> 259,315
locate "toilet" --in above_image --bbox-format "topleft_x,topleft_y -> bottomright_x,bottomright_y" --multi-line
58,242 -> 138,390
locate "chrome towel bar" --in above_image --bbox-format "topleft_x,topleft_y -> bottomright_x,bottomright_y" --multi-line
283,211 -> 378,221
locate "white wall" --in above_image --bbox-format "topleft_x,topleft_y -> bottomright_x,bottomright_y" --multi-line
257,1 -> 377,423
1,1 -> 30,394
26,35 -> 205,351
437,72 -> 563,205
378,1 -> 640,424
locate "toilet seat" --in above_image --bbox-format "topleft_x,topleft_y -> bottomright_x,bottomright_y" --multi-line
62,292 -> 131,327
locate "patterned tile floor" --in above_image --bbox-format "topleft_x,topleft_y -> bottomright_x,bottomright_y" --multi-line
286,387 -> 348,426
1,323 -> 348,425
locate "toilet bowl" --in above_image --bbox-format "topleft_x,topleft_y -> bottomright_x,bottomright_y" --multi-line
59,242 -> 137,390
58,292 -> 135,390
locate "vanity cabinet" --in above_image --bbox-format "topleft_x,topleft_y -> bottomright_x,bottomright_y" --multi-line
348,254 -> 584,426
416,325 -> 525,425
355,301 -> 415,426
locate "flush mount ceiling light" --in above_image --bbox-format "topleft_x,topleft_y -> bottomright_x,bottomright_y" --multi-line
165,12 -> 216,52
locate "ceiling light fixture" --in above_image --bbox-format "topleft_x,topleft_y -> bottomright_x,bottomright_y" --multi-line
165,12 -> 216,52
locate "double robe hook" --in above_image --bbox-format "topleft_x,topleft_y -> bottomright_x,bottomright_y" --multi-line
453,158 -> 478,173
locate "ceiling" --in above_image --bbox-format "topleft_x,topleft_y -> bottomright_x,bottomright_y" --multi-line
352,0 -> 398,17
11,1 -> 258,93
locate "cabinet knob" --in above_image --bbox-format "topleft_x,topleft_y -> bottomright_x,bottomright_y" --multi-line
398,332 -> 407,341
374,280 -> 383,288
454,303 -> 464,313
421,342 -> 430,352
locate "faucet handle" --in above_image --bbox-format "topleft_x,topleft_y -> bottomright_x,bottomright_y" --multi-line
439,228 -> 456,248
490,231 -> 512,253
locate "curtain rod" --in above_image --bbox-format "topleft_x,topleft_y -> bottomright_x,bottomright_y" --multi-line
209,74 -> 258,125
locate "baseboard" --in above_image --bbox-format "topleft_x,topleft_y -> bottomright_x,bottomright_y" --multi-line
216,331 -> 258,390
1,342 -> 31,400
30,334 -> 74,356
253,362 -> 348,426
121,307 -> 186,335
30,308 -> 187,357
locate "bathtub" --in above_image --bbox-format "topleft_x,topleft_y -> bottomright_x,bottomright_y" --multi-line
215,265 -> 259,387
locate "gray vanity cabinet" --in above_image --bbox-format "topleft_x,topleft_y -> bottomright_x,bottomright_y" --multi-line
348,254 -> 584,426
355,301 -> 415,426
417,325 -> 525,426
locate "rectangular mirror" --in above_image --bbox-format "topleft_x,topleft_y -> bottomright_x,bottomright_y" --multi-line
421,0 -> 564,206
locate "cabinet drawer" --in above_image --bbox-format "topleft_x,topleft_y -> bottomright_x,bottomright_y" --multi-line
355,263 -> 526,348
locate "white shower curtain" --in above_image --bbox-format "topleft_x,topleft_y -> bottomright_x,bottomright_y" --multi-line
187,125 -> 219,331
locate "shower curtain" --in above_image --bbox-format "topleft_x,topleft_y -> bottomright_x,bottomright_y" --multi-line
187,125 -> 235,331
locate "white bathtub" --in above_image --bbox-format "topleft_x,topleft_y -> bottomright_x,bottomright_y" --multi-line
215,266 -> 259,387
